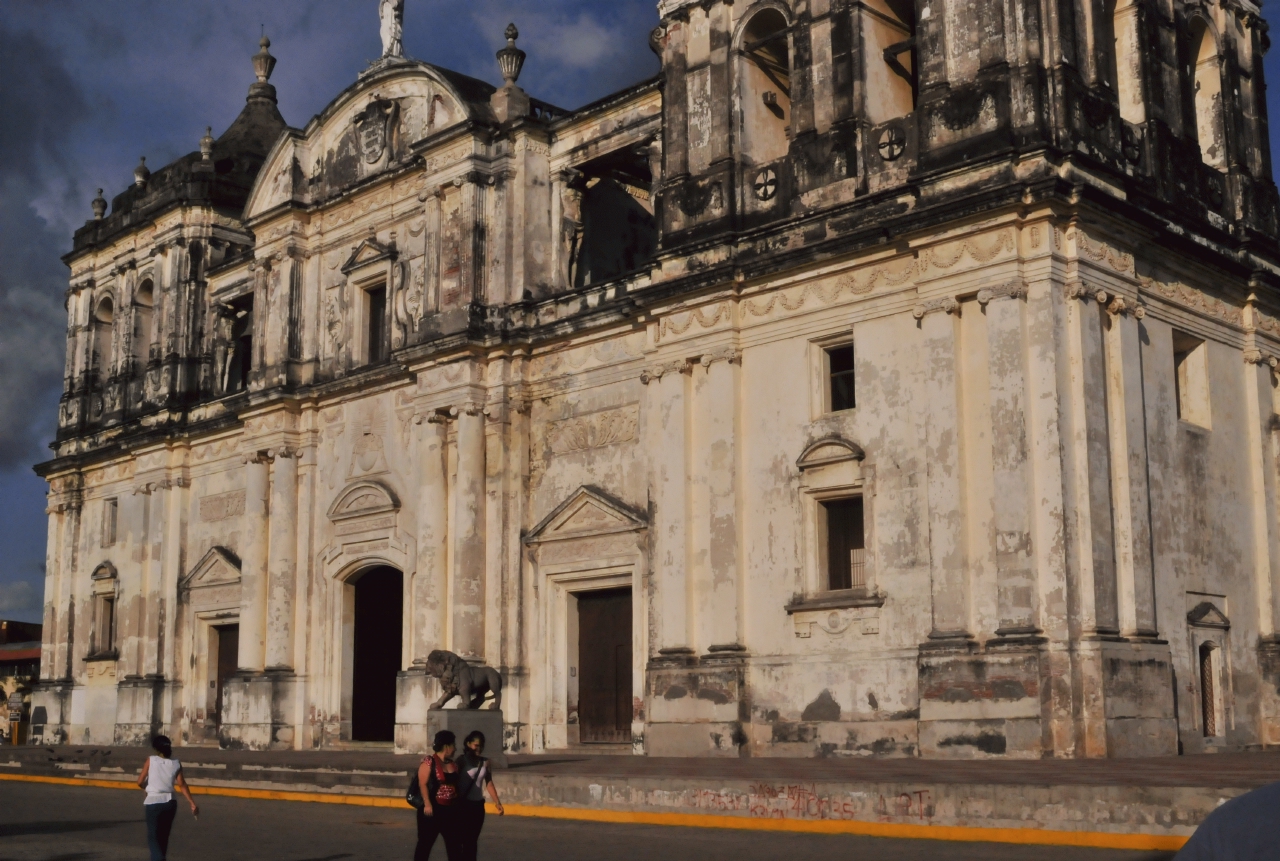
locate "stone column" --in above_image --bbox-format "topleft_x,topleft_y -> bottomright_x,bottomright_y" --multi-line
451,406 -> 486,660
414,415 -> 449,662
40,502 -> 62,681
915,299 -> 970,640
141,480 -> 167,677
691,351 -> 742,652
1102,300 -> 1157,638
238,452 -> 271,672
980,286 -> 1038,636
1062,284 -> 1119,636
266,449 -> 299,670
643,361 -> 692,657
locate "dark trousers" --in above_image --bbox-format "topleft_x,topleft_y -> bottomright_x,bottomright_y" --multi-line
457,801 -> 486,861
415,806 -> 463,860
145,799 -> 178,861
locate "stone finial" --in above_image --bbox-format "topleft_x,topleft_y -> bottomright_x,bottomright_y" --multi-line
497,23 -> 526,85
133,156 -> 150,188
253,35 -> 276,83
91,189 -> 107,220
200,126 -> 214,162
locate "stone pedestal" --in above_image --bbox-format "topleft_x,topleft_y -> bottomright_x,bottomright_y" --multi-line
396,669 -> 441,754
219,672 -> 274,750
26,682 -> 71,745
114,676 -> 164,746
427,709 -> 507,767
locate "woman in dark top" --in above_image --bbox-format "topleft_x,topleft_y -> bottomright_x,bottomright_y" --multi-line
454,731 -> 504,861
415,730 -> 463,860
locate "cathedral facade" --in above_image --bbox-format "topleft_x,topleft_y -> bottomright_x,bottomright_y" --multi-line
32,0 -> 1280,758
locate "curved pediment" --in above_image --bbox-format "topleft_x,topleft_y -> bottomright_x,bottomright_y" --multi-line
797,437 -> 866,470
246,63 -> 494,218
181,546 -> 242,589
328,479 -> 400,522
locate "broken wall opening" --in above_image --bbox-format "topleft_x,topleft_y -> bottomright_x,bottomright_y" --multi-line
565,147 -> 657,290
738,8 -> 792,166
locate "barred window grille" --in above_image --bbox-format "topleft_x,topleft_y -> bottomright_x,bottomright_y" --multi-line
849,548 -> 866,590
1200,643 -> 1218,737
822,496 -> 865,591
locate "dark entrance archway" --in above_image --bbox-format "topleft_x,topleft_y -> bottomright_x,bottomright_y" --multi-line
351,566 -> 403,742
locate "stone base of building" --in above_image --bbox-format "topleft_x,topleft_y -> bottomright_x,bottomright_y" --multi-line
644,652 -> 747,758
219,671 -> 298,750
113,676 -> 165,746
395,668 -> 438,754
1256,637 -> 1280,747
26,681 -> 72,746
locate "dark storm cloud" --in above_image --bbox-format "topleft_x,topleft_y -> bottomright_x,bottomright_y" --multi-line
0,0 -> 659,622
0,22 -> 89,471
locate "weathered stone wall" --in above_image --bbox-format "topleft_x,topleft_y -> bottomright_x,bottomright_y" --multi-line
31,1 -> 1280,760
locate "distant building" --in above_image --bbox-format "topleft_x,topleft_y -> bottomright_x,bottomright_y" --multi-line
1,620 -> 42,741
30,1 -> 1280,758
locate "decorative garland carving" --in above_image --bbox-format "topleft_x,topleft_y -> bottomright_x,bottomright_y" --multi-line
659,302 -> 728,339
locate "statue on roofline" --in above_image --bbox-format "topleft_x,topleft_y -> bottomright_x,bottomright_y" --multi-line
379,0 -> 405,59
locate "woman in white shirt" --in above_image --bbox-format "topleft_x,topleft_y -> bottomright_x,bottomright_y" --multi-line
136,735 -> 198,861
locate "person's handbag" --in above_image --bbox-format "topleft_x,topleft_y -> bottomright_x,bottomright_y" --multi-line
406,767 -> 425,810
432,757 -> 458,806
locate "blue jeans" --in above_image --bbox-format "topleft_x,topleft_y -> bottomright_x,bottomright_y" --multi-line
145,799 -> 178,861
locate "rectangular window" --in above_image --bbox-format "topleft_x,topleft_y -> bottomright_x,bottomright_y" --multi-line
1173,330 -> 1210,427
366,284 -> 388,364
103,498 -> 118,547
821,496 -> 865,591
93,595 -> 116,655
827,344 -> 856,412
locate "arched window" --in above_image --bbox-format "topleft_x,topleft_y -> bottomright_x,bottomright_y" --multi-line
133,279 -> 155,366
92,296 -> 115,384
1190,19 -> 1226,169
1111,0 -> 1145,123
863,0 -> 917,124
738,9 -> 792,165
1199,641 -> 1223,737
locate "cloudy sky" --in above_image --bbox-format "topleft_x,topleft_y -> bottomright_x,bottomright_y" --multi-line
3,2 -> 1280,625
0,0 -> 661,623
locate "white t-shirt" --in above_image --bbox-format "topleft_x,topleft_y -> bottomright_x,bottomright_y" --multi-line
144,756 -> 181,805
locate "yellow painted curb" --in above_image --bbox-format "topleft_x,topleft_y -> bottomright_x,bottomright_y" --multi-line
0,772 -> 1188,851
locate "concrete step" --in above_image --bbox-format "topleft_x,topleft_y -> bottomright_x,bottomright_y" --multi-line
5,744 -> 1279,848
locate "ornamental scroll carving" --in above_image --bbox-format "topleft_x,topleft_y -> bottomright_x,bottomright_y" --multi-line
547,405 -> 639,456
200,491 -> 246,522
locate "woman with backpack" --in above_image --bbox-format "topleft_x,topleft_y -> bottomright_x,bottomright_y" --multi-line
412,730 -> 463,860
454,731 -> 505,861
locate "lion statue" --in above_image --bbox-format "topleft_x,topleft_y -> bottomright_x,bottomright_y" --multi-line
425,649 -> 503,710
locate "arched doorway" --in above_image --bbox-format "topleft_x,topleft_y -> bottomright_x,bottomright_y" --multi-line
351,566 -> 403,742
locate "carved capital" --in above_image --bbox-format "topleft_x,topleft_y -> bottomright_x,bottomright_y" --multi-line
1064,280 -> 1109,304
1244,349 -> 1279,367
242,450 -> 274,466
698,347 -> 741,368
911,297 -> 959,320
448,403 -> 483,418
976,281 -> 1029,306
640,358 -> 691,384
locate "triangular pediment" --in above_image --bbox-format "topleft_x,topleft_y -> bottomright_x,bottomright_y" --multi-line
328,479 -> 400,522
340,236 -> 396,275
182,546 -> 241,589
1188,602 -> 1231,629
526,486 -> 646,544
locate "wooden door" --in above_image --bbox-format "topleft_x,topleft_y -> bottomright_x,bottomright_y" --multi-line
577,588 -> 632,743
214,624 -> 239,729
